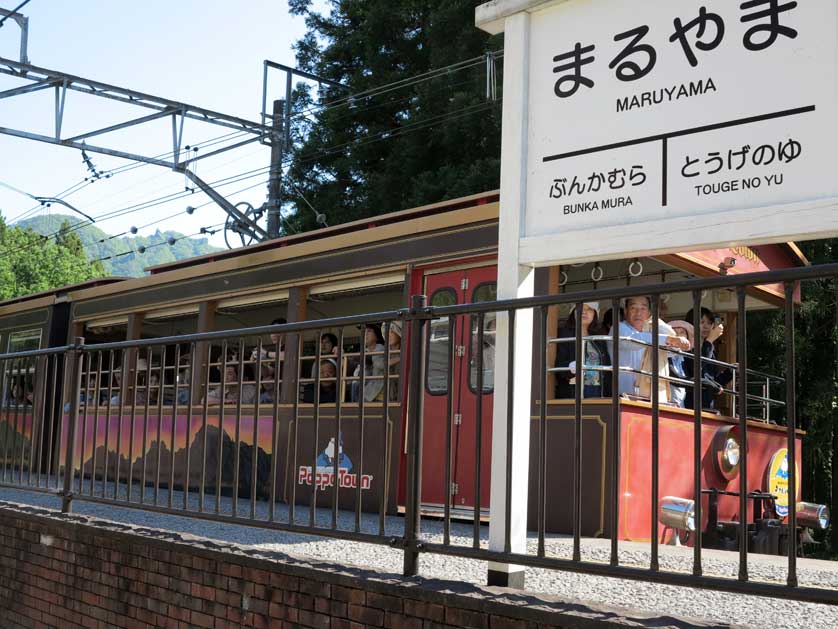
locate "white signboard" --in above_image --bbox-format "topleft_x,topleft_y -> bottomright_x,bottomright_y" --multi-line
484,0 -> 838,266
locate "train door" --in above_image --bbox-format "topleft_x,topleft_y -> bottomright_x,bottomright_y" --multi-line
453,273 -> 496,513
420,265 -> 496,514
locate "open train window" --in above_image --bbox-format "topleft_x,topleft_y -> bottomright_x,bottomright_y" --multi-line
7,329 -> 41,353
468,283 -> 497,393
426,288 -> 457,395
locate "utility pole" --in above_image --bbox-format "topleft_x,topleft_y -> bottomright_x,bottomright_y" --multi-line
266,98 -> 286,239
262,61 -> 345,239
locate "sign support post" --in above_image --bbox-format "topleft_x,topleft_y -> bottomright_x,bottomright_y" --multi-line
485,10 -> 534,589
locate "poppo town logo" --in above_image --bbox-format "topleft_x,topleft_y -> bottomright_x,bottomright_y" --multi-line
298,434 -> 374,490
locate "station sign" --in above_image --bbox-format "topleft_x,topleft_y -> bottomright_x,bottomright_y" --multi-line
479,0 -> 838,266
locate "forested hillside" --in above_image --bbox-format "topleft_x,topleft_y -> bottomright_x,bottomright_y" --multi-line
0,215 -> 102,300
18,214 -> 221,277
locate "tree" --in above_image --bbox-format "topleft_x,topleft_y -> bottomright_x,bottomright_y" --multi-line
284,0 -> 503,232
748,238 -> 838,553
0,213 -> 105,301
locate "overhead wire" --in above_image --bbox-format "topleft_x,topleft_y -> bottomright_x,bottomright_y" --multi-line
0,0 -> 31,28
3,49 -> 504,261
2,94 -> 496,261
95,221 -> 227,263
6,51 -> 499,226
5,129 -> 253,224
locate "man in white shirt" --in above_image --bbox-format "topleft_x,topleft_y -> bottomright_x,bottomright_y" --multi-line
614,296 -> 689,396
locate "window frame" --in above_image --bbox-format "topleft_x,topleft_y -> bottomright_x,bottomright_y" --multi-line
467,282 -> 497,395
424,287 -> 458,396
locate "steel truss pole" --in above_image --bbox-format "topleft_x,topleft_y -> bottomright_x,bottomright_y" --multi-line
261,60 -> 345,239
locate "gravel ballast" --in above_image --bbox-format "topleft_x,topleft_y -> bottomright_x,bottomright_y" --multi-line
1,486 -> 836,628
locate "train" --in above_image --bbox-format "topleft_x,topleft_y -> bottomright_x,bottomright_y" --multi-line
0,190 -> 829,554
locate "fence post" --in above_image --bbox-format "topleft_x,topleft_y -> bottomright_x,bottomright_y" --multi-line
403,295 -> 427,576
61,337 -> 85,514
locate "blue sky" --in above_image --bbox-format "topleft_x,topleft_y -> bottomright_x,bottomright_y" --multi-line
0,0 -> 327,251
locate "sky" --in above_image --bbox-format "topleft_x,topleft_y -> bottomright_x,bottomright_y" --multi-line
0,0 -> 328,251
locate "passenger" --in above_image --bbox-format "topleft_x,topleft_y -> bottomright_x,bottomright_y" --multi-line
351,323 -> 386,402
176,365 -> 191,405
253,317 -> 287,364
253,317 -> 287,403
136,371 -> 160,407
383,322 -> 402,401
613,296 -> 690,397
683,307 -> 733,411
303,359 -> 338,404
666,320 -> 694,408
555,302 -> 611,399
636,316 -> 682,404
204,364 -> 257,405
309,332 -> 339,379
108,368 -> 123,405
10,380 -> 28,406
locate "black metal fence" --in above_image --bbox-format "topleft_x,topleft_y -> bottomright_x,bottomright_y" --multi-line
0,263 -> 837,606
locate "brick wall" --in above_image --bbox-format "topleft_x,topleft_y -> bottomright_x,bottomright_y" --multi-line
0,501 -> 723,629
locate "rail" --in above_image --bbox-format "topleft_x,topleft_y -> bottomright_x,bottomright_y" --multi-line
0,262 -> 836,605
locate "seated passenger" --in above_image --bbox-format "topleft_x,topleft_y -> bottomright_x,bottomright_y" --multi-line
253,318 -> 287,402
204,364 -> 257,405
309,333 -> 339,379
612,296 -> 689,397
176,365 -> 191,405
351,324 -> 386,402
253,318 -> 287,362
555,302 -> 611,399
135,371 -> 160,407
384,322 -> 401,401
302,359 -> 338,404
108,368 -> 123,405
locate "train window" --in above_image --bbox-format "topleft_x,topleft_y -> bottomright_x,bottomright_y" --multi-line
426,288 -> 457,395
469,283 -> 497,393
7,329 -> 41,353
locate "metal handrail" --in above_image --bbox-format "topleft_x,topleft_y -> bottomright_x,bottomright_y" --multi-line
548,335 -> 786,410
0,262 -> 836,606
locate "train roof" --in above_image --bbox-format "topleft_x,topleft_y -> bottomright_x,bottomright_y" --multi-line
0,277 -> 128,314
0,189 -> 810,321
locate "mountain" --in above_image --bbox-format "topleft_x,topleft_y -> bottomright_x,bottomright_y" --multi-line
17,214 -> 222,277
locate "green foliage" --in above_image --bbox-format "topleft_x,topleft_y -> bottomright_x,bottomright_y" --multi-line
748,239 -> 838,553
0,214 -> 104,300
284,0 -> 503,232
17,214 -> 221,278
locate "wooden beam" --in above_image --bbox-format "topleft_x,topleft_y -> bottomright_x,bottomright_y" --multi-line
191,301 -> 216,404
280,287 -> 308,403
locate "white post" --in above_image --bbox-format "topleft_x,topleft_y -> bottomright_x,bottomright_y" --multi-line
486,10 -> 534,588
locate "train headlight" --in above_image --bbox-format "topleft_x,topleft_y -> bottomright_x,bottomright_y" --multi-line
723,436 -> 740,468
713,426 -> 742,481
660,497 -> 696,532
796,503 -> 830,530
